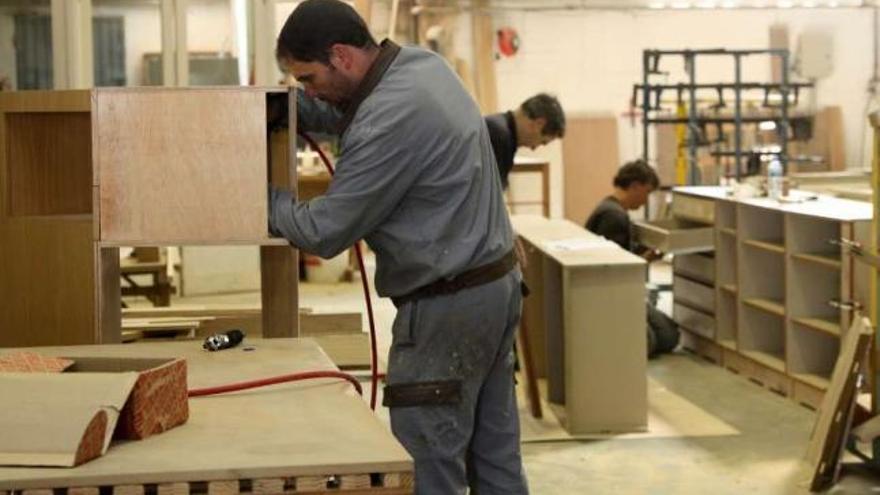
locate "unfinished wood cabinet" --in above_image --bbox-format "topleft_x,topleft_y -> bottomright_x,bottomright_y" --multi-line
672,186 -> 871,409
0,88 -> 298,347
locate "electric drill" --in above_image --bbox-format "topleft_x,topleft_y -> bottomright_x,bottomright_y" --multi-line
203,329 -> 246,351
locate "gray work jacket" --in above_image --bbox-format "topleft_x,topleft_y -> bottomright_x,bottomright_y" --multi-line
270,41 -> 513,298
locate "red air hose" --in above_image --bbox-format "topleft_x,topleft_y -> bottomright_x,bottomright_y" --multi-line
298,131 -> 381,411
188,370 -> 363,398
187,132 -> 382,411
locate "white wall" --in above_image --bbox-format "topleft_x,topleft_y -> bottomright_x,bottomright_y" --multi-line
487,7 -> 877,218
92,4 -> 161,86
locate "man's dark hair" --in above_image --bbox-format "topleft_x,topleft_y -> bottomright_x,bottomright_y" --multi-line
276,0 -> 377,65
613,160 -> 660,189
520,93 -> 565,138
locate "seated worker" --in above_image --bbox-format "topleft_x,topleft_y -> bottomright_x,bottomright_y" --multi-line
485,93 -> 565,189
585,160 -> 679,358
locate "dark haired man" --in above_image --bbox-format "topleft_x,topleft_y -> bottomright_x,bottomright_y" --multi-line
268,1 -> 528,494
585,160 -> 679,358
484,93 -> 565,188
585,160 -> 660,259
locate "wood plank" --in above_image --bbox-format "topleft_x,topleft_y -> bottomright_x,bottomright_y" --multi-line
793,380 -> 826,410
262,98 -> 299,339
563,116 -> 619,226
300,313 -> 362,336
743,239 -> 785,254
296,476 -> 328,492
0,219 -> 96,347
792,252 -> 842,270
792,316 -> 841,337
339,474 -> 371,490
6,112 -> 92,216
94,89 -> 268,243
807,317 -> 872,490
471,0 -> 497,114
97,247 -> 122,344
742,297 -> 785,317
207,480 -> 238,495
740,349 -> 786,372
252,478 -> 284,495
113,485 -> 145,495
68,489 -> 100,495
157,483 -> 190,495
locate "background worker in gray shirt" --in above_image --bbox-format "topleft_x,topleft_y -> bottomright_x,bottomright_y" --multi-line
269,1 -> 529,493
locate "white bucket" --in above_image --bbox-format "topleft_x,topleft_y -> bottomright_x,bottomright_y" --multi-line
304,252 -> 349,283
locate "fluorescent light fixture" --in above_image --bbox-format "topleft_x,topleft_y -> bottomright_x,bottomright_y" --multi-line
697,0 -> 717,7
721,0 -> 738,7
759,121 -> 777,131
648,1 -> 667,8
777,0 -> 794,6
801,0 -> 817,6
670,1 -> 691,8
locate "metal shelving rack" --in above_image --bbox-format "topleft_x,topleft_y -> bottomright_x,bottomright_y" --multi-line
634,48 -> 814,184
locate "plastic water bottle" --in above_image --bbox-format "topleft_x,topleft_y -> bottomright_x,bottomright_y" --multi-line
767,159 -> 783,201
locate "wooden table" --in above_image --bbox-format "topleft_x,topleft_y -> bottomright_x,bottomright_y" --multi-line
0,339 -> 413,494
512,215 -> 647,434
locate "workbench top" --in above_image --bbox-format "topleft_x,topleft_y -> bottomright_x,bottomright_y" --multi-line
511,215 -> 645,268
0,339 -> 411,490
674,186 -> 872,222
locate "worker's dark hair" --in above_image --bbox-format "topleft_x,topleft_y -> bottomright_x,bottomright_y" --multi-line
520,93 -> 566,138
276,0 -> 377,65
613,160 -> 660,189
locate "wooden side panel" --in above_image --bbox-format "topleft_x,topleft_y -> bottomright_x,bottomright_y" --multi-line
261,93 -> 298,339
563,264 -> 647,434
0,219 -> 96,346
95,89 -> 268,244
562,116 -> 619,226
6,112 -> 92,216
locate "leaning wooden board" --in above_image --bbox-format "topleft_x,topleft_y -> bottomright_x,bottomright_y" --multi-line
0,339 -> 412,493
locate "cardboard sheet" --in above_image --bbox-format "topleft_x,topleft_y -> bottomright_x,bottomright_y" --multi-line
0,372 -> 138,467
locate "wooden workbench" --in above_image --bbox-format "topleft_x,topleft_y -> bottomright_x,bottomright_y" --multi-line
0,339 -> 412,494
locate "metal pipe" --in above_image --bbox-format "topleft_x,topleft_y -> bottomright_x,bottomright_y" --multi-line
780,50 -> 790,175
734,54 -> 742,181
642,50 -> 650,165
687,52 -> 698,185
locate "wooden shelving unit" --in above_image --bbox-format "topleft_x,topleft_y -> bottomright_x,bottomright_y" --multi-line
670,186 -> 871,409
0,89 -> 300,347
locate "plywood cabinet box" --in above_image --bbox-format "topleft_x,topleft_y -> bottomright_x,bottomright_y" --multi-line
0,88 -> 298,347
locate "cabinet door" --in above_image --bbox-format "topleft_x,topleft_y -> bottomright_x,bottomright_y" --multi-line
94,88 -> 268,244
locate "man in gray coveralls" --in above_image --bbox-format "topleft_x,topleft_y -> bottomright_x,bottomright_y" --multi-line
268,1 -> 529,494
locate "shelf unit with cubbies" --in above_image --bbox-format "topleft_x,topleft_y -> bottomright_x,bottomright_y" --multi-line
669,186 -> 871,410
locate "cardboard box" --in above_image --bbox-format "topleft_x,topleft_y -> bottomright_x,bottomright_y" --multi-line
0,356 -> 188,468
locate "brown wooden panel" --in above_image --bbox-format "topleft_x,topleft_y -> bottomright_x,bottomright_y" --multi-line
261,95 -> 298,338
6,112 -> 92,216
562,116 -> 619,226
0,218 -> 96,346
94,89 -> 268,244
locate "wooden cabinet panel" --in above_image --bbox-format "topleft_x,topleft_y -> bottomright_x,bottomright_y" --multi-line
94,89 -> 269,244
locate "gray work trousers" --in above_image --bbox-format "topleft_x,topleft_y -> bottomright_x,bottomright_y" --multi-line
387,270 -> 529,495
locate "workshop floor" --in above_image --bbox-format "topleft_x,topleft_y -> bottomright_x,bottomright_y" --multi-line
174,260 -> 880,494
